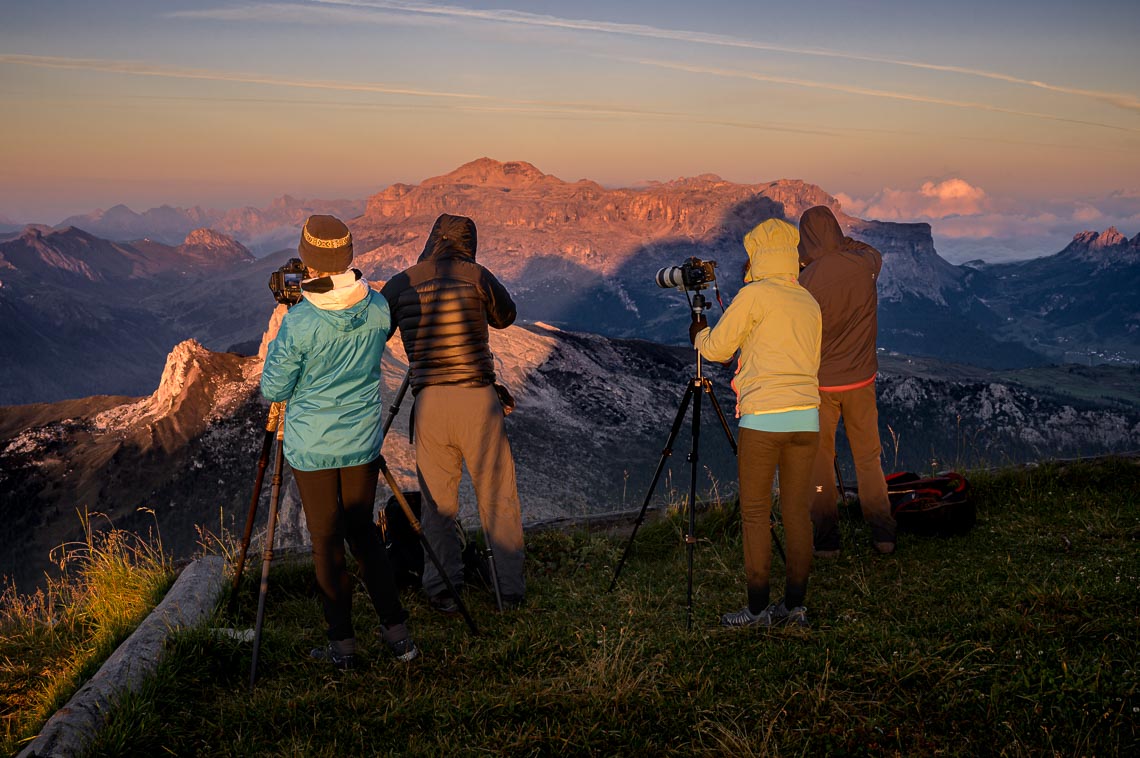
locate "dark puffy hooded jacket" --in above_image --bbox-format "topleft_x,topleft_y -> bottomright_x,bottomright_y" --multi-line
797,205 -> 881,389
380,214 -> 516,392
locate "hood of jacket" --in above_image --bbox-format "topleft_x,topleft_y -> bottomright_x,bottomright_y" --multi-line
301,272 -> 374,332
797,205 -> 846,267
743,218 -> 800,282
419,213 -> 478,263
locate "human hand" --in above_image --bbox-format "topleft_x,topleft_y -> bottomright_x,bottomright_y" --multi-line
688,314 -> 708,345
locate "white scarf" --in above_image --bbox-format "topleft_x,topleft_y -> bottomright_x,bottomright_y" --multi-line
301,271 -> 370,310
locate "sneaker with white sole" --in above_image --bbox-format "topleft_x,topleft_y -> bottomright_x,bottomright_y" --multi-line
379,623 -> 420,663
721,603 -> 783,627
310,639 -> 356,670
782,604 -> 810,629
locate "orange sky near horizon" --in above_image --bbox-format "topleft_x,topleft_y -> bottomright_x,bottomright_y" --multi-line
1,1 -> 1138,261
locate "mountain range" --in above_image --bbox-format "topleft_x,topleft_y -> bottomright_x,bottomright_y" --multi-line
0,226 -> 259,403
53,195 -> 365,254
8,158 -> 1137,406
962,228 -> 1140,364
3,319 -> 1137,592
3,158 -> 1138,593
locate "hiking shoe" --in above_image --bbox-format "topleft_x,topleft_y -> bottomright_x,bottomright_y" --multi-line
813,548 -> 840,559
427,590 -> 461,615
782,604 -> 810,629
379,623 -> 420,663
499,594 -> 525,612
310,639 -> 355,670
873,540 -> 896,555
721,603 -> 782,627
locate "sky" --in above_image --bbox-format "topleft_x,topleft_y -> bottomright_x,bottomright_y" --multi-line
1,0 -> 1138,262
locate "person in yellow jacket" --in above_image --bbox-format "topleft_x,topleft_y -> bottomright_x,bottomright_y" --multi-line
690,217 -> 821,628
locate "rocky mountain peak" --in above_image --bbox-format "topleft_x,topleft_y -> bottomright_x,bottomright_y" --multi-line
1096,226 -> 1126,247
1063,226 -> 1138,266
177,228 -> 254,265
1072,227 -> 1127,249
93,338 -> 257,449
426,157 -> 551,189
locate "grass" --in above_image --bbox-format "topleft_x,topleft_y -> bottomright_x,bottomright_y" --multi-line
0,510 -> 175,756
20,458 -> 1140,756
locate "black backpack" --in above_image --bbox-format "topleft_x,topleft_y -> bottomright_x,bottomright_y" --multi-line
885,471 -> 974,536
380,491 -> 495,590
380,491 -> 424,589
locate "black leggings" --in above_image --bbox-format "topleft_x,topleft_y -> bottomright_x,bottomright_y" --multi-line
292,458 -> 406,641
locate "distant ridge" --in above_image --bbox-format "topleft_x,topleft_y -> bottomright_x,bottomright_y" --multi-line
56,196 -> 364,253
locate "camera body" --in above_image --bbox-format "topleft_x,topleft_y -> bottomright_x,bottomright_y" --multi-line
268,258 -> 308,306
655,257 -> 717,291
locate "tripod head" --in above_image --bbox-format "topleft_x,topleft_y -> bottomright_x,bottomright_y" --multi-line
689,292 -> 709,319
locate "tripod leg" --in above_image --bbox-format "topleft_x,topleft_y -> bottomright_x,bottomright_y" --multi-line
485,540 -> 504,612
376,456 -> 479,635
229,425 -> 275,613
381,371 -> 411,443
834,455 -> 849,507
703,379 -> 738,456
249,424 -> 286,689
685,380 -> 702,631
608,382 -> 696,592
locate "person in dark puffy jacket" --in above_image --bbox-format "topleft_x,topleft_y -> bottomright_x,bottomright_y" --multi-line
380,213 -> 525,612
797,205 -> 897,556
262,214 -> 417,669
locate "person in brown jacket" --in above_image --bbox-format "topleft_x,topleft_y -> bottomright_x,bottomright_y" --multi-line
797,205 -> 897,555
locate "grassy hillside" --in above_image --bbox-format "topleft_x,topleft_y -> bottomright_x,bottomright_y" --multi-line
19,458 -> 1140,756
0,514 -> 173,756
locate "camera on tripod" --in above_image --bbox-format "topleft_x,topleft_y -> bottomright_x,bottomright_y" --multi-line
655,257 -> 717,291
268,258 -> 308,306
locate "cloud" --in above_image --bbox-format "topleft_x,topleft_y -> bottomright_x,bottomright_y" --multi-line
1072,204 -> 1105,223
840,181 -> 1140,262
844,178 -> 989,221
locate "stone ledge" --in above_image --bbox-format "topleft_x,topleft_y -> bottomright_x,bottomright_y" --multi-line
18,555 -> 227,758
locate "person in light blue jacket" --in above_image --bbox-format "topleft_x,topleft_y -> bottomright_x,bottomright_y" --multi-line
261,214 -> 416,669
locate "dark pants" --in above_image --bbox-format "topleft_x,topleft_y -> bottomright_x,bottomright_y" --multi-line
293,458 -> 407,641
810,382 -> 896,549
414,384 -> 525,599
738,428 -> 818,612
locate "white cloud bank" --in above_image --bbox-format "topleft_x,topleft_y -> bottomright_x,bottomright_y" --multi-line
837,180 -> 1140,263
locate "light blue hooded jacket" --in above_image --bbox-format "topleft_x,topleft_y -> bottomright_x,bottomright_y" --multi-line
261,282 -> 390,471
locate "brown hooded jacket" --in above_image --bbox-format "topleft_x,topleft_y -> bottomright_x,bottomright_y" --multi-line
797,206 -> 881,389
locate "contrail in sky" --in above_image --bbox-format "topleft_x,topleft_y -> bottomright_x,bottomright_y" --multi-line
0,54 -> 835,137
638,59 -> 1140,135
0,54 -> 486,100
306,0 -> 1140,113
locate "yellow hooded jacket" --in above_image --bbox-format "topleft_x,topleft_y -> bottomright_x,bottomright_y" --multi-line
693,218 -> 821,417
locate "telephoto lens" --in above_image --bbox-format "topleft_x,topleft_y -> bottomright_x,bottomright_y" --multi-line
655,266 -> 686,289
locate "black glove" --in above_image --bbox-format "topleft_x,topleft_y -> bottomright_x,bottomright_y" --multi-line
688,314 -> 708,345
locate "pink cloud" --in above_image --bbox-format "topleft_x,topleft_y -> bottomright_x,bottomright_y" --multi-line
851,178 -> 989,221
1072,203 -> 1105,222
839,181 -> 1140,262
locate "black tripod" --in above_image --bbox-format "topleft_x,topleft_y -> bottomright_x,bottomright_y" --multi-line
230,373 -> 478,688
608,293 -> 785,629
